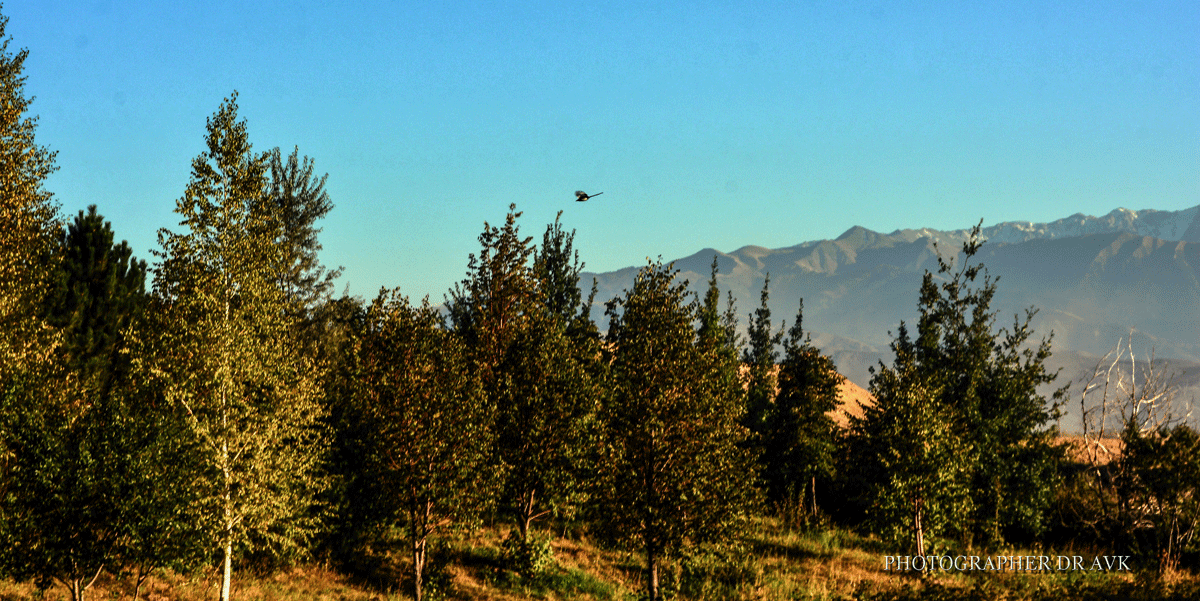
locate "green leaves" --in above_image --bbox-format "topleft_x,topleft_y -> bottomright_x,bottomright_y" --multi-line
762,299 -> 843,510
599,259 -> 759,600
849,222 -> 1064,551
352,292 -> 496,601
146,93 -> 327,599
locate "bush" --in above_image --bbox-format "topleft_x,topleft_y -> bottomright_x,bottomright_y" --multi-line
500,531 -> 556,579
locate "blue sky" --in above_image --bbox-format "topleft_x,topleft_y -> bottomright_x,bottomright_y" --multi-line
11,1 -> 1199,301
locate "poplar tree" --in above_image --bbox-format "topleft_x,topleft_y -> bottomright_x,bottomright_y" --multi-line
599,259 -> 758,601
0,9 -> 101,597
146,93 -> 325,601
0,6 -> 59,382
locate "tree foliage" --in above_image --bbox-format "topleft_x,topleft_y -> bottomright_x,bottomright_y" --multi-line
532,210 -> 598,341
262,145 -> 341,316
448,206 -> 599,566
765,300 -> 843,514
352,292 -> 495,601
0,6 -> 60,381
849,223 -> 1064,550
848,323 -> 973,555
44,206 -> 147,394
599,259 -> 759,601
742,274 -> 781,442
1119,421 -> 1200,574
146,93 -> 326,601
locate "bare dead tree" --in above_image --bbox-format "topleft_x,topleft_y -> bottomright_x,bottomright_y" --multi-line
1077,333 -> 1191,464
1070,332 -> 1198,573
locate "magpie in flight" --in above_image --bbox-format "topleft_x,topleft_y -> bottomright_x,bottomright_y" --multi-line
575,190 -> 603,202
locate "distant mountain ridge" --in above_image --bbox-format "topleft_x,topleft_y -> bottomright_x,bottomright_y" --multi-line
581,204 -> 1200,431
888,205 -> 1200,248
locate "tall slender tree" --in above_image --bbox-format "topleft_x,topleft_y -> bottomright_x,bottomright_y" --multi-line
742,275 -> 782,442
599,259 -> 758,601
764,301 -> 843,514
0,5 -> 60,381
146,93 -> 325,601
696,255 -> 739,358
450,207 -> 598,570
0,9 -> 103,598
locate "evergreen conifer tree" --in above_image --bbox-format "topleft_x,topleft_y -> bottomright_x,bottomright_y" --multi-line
765,300 -> 843,515
742,275 -> 782,442
262,145 -> 342,317
44,205 -> 147,394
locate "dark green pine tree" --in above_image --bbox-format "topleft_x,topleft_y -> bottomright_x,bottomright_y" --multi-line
765,300 -> 843,515
742,274 -> 782,442
44,205 -> 147,395
696,255 -> 739,358
0,206 -> 169,601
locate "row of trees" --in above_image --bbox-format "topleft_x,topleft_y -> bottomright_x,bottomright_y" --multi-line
2,5 -> 1196,600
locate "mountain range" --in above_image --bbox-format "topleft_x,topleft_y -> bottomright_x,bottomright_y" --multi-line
581,205 -> 1200,433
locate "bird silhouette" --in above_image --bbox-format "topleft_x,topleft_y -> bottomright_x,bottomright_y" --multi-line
575,190 -> 603,202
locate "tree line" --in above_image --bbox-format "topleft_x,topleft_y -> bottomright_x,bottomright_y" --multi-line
1,7 -> 1197,601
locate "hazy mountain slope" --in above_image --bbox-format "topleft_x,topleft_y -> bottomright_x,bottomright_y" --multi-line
581,204 -> 1200,420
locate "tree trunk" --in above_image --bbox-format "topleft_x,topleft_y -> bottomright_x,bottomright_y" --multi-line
647,544 -> 660,601
67,563 -> 104,601
518,488 -> 535,542
914,497 -> 925,558
133,566 -> 148,601
221,438 -> 233,601
811,475 -> 818,517
221,539 -> 232,601
412,536 -> 427,601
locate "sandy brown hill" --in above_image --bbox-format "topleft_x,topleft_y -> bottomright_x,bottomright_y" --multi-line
831,377 -> 873,428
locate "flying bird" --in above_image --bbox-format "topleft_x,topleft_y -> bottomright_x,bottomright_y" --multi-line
575,190 -> 603,202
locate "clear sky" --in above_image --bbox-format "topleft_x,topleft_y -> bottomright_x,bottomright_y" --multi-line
11,1 -> 1199,301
